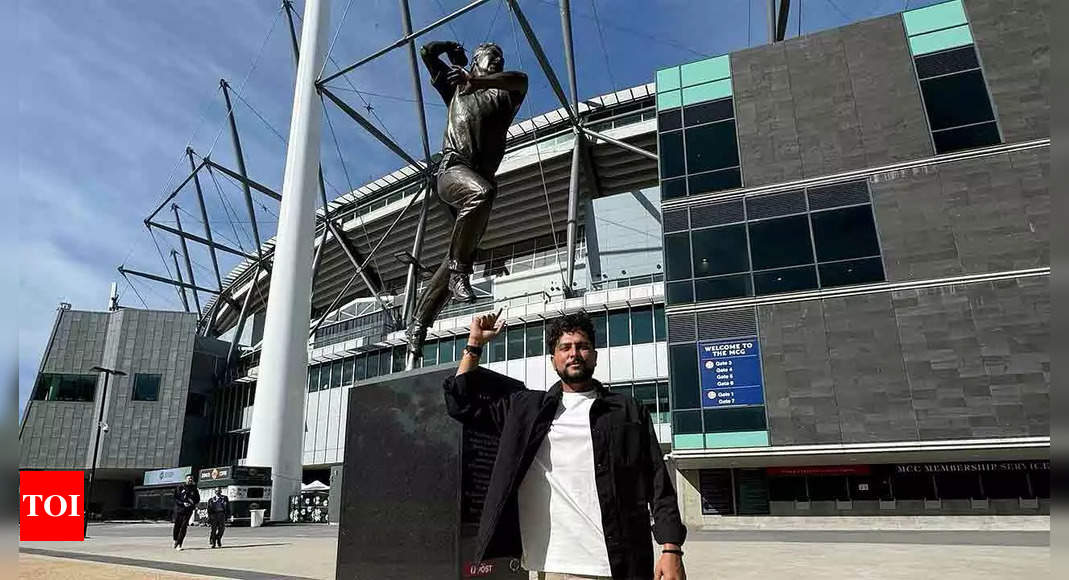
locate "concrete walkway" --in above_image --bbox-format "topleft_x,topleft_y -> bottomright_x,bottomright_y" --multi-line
18,522 -> 1050,579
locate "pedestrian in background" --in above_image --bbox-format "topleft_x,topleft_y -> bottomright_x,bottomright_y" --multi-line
207,487 -> 231,548
172,474 -> 200,551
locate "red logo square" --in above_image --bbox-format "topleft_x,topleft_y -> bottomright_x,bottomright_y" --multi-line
20,471 -> 85,541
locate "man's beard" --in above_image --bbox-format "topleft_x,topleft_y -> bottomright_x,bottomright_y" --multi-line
556,359 -> 594,383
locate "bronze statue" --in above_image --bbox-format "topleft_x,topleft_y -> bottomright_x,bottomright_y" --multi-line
405,41 -> 528,362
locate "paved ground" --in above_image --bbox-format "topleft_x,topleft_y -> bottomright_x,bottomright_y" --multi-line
19,522 -> 1051,579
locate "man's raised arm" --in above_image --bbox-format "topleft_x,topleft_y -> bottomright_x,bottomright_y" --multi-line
421,40 -> 466,104
443,309 -> 523,434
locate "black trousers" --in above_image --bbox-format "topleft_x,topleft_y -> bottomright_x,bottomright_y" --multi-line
172,507 -> 193,546
209,513 -> 226,545
412,164 -> 496,328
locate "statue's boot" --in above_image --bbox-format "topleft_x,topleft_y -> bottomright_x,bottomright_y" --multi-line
448,261 -> 477,303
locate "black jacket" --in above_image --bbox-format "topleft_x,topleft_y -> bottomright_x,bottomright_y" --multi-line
174,483 -> 200,512
207,495 -> 230,517
444,367 -> 686,580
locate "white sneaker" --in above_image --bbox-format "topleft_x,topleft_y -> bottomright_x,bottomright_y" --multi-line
175,545 -> 183,551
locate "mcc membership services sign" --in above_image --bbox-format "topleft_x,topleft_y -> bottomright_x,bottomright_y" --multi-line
698,338 -> 764,408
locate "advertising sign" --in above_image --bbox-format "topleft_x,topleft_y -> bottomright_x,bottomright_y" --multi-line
697,338 -> 764,408
143,466 -> 191,486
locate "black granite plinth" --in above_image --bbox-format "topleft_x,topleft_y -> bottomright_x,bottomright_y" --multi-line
336,366 -> 525,580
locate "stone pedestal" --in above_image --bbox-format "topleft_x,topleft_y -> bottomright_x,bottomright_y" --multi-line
335,366 -> 525,579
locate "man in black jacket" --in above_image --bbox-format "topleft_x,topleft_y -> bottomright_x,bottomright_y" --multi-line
207,487 -> 231,548
172,474 -> 200,551
444,310 -> 687,580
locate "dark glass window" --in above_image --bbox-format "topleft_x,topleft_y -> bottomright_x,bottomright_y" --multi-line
669,344 -> 700,409
658,109 -> 682,131
983,472 -> 1028,499
34,373 -> 97,402
753,265 -> 818,295
608,311 -> 630,347
684,98 -> 734,126
694,274 -> 752,301
810,205 -> 881,262
589,312 -> 608,349
914,45 -> 979,79
748,215 -> 813,270
818,257 -> 885,288
393,347 -> 406,373
691,224 -> 749,277
507,326 -> 525,360
439,337 -> 456,363
422,341 -> 439,367
331,361 -> 343,388
525,322 -> 544,357
685,121 -> 739,173
661,177 -> 687,200
380,350 -> 392,375
132,373 -> 162,401
664,232 -> 693,281
659,131 -> 685,179
355,354 -> 368,380
933,122 -> 1000,153
454,338 -> 466,362
920,70 -> 996,131
342,357 -> 354,385
672,409 -> 703,434
666,280 -> 694,305
688,167 -> 742,195
366,350 -> 380,378
809,476 -> 850,501
634,382 -> 658,418
893,473 -> 935,500
935,472 -> 983,500
769,476 -> 808,501
631,306 -> 654,345
702,407 -> 767,432
653,305 -> 666,342
307,367 -> 317,392
490,332 -> 506,362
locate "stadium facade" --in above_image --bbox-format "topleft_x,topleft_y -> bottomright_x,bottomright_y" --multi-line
20,0 -> 1049,523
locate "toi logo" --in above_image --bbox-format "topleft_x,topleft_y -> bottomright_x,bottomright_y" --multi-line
20,471 -> 85,541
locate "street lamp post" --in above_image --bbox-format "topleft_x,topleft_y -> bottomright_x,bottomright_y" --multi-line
85,365 -> 126,538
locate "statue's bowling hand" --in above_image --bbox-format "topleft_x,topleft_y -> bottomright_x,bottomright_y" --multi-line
446,43 -> 468,67
468,308 -> 504,347
447,66 -> 473,94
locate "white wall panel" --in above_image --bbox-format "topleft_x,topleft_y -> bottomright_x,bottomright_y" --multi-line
632,344 -> 657,380
525,357 -> 545,389
608,346 -> 633,382
656,342 -> 668,377
593,348 -> 610,383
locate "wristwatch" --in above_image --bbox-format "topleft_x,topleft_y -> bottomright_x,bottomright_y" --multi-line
463,344 -> 483,358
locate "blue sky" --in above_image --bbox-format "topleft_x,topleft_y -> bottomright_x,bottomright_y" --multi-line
15,0 -> 942,417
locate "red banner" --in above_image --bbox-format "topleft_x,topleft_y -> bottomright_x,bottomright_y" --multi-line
20,471 -> 85,541
766,465 -> 871,477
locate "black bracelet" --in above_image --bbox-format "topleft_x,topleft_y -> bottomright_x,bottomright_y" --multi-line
463,344 -> 483,357
662,549 -> 683,556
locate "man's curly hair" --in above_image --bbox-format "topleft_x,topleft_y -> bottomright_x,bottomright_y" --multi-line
545,311 -> 596,353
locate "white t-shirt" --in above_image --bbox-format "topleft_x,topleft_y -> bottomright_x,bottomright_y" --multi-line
517,390 -> 612,576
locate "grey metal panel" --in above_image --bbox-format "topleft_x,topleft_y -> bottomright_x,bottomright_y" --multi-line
758,301 -> 840,445
731,42 -> 805,187
840,14 -> 934,165
965,0 -> 1050,143
871,148 -> 1049,282
756,276 -> 1049,446
823,293 -> 917,444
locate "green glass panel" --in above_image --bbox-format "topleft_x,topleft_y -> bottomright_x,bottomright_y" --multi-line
704,430 -> 770,448
680,54 -> 730,88
682,79 -> 732,106
656,67 -> 681,93
908,24 -> 973,55
657,90 -> 682,111
672,434 -> 705,449
902,0 -> 967,37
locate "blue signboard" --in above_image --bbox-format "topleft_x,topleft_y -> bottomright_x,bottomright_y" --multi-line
697,338 -> 764,409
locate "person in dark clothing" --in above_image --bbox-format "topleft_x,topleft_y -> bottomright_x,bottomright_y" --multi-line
207,487 -> 230,548
406,40 -> 528,361
443,310 -> 687,580
172,474 -> 200,551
